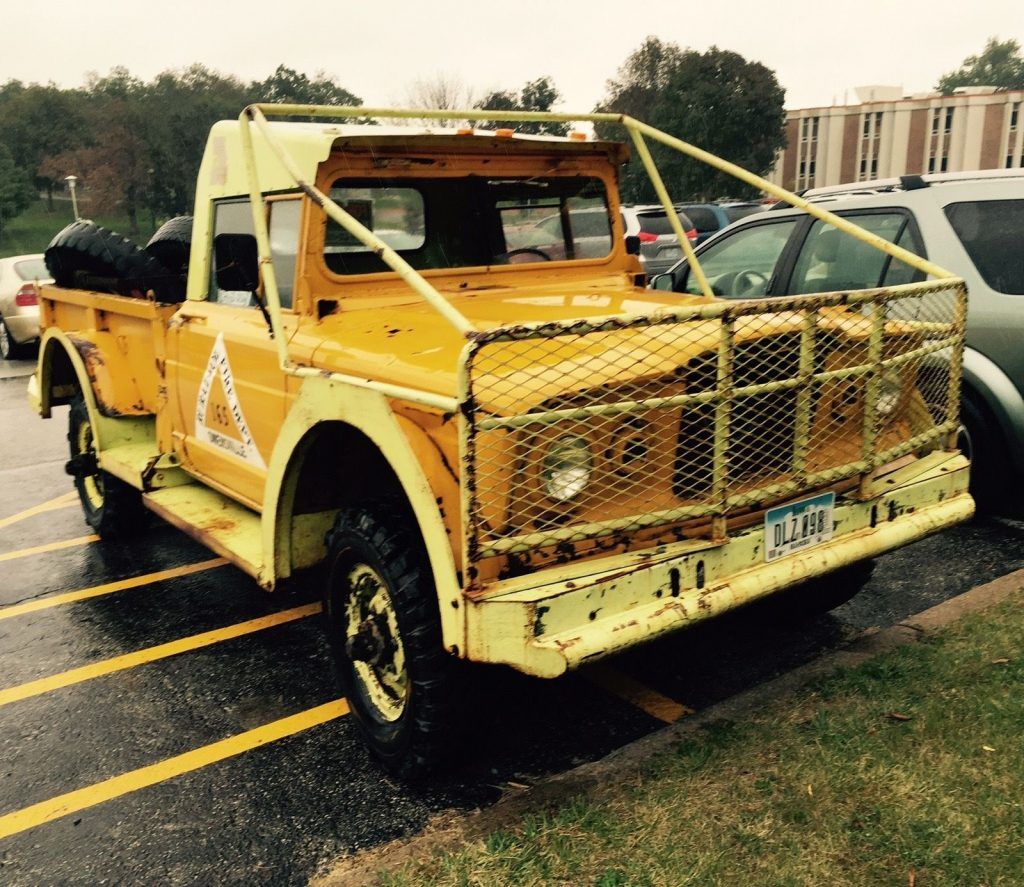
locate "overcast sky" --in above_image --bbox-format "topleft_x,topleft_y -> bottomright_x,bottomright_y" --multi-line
3,0 -> 1022,111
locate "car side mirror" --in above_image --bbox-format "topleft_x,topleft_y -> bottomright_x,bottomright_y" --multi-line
214,234 -> 260,293
624,235 -> 641,256
650,273 -> 675,292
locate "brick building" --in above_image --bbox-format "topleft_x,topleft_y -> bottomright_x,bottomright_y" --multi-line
767,85 -> 1024,191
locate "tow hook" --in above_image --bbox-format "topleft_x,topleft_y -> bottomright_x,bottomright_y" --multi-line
65,453 -> 98,478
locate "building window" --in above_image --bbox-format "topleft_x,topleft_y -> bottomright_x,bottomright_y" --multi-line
940,156 -> 949,173
859,158 -> 867,176
944,108 -> 954,134
808,160 -> 816,178
800,118 -> 808,142
871,158 -> 878,175
811,116 -> 819,140
874,111 -> 883,136
863,115 -> 871,138
931,109 -> 940,135
799,160 -> 806,175
1007,155 -> 1014,169
928,156 -> 936,173
1011,103 -> 1020,131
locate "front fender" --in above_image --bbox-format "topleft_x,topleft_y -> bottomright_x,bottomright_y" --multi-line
262,374 -> 463,652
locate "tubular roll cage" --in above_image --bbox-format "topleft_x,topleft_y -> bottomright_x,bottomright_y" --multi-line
236,104 -> 967,577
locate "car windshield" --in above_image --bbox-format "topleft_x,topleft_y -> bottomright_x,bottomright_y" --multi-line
14,258 -> 48,280
325,176 -> 612,274
681,207 -> 719,232
944,199 -> 1024,295
636,210 -> 692,236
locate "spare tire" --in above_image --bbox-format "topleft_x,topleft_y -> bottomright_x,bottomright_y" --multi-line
146,216 -> 193,302
45,221 -> 176,302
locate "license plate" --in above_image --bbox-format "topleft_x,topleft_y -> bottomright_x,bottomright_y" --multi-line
659,246 -> 682,259
764,492 -> 835,562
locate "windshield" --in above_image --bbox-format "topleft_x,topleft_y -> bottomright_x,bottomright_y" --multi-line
325,176 -> 612,274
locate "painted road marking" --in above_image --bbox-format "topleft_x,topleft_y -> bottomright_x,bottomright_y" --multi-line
0,492 -> 78,531
0,534 -> 99,564
0,699 -> 349,840
583,664 -> 695,724
0,558 -> 229,622
0,602 -> 322,708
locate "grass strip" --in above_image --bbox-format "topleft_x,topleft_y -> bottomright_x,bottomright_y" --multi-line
384,596 -> 1024,886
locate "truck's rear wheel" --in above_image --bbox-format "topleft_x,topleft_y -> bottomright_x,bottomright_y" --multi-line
67,395 -> 145,539
323,502 -> 461,779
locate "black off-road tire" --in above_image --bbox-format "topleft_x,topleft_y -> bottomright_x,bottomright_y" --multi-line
145,216 -> 193,302
323,501 -> 463,779
45,221 -> 174,301
67,395 -> 146,539
767,559 -> 876,620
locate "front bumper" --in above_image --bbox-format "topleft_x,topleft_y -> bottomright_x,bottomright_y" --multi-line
464,451 -> 972,677
4,311 -> 40,345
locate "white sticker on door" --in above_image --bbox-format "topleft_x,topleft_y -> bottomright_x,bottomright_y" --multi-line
194,332 -> 267,469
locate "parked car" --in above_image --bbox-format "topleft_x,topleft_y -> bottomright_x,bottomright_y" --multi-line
0,254 -> 50,359
652,169 -> 1024,508
676,202 -> 763,245
621,204 -> 698,276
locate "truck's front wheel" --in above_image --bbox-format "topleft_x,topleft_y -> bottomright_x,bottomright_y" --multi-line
323,502 -> 461,779
67,395 -> 145,539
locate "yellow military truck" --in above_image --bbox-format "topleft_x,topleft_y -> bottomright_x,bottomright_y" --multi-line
30,106 -> 973,777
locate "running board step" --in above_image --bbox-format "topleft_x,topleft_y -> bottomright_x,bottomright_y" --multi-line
143,486 -> 263,581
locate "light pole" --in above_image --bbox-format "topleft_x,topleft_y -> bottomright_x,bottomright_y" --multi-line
64,175 -> 80,221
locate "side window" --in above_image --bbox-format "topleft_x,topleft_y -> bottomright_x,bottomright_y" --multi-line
790,212 -> 922,294
882,221 -> 927,287
682,220 -> 798,297
210,199 -> 255,306
209,197 -> 302,308
268,199 -> 301,309
945,200 -> 1024,294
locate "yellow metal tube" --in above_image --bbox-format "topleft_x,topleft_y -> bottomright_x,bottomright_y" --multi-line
624,124 -> 713,298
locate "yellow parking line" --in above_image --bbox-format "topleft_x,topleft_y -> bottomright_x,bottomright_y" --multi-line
0,602 -> 322,708
0,492 -> 78,531
0,699 -> 349,840
0,534 -> 99,564
0,558 -> 229,622
583,664 -> 695,724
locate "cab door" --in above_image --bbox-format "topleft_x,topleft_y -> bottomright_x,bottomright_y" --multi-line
168,196 -> 302,508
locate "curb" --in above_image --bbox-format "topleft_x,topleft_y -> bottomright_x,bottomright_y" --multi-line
313,566 -> 1024,887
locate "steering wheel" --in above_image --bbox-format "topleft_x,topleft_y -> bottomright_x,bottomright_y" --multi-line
732,269 -> 769,297
505,247 -> 553,263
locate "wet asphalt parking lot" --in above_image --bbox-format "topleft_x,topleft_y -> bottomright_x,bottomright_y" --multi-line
1,357 -> 1023,885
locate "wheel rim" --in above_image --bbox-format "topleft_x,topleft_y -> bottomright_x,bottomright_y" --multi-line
956,423 -> 973,462
343,562 -> 409,722
75,418 -> 104,511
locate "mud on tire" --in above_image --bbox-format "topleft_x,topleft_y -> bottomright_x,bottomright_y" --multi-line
45,221 -> 176,301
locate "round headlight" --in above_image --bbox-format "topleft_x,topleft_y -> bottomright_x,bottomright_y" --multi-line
876,370 -> 902,417
541,435 -> 593,502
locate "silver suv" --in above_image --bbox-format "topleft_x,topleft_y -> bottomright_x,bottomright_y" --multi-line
653,169 -> 1024,508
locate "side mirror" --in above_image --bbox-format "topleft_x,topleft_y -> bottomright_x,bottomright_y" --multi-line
624,235 -> 641,256
650,273 -> 675,292
214,234 -> 259,293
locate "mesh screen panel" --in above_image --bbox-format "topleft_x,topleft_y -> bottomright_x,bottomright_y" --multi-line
459,280 -> 966,572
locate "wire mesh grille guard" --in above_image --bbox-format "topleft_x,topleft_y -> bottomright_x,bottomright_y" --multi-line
458,280 -> 966,570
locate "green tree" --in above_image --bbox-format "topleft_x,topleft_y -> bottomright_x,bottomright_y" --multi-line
938,38 -> 1024,94
250,65 -> 361,106
475,76 -> 568,135
0,144 -> 36,243
597,40 -> 786,202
